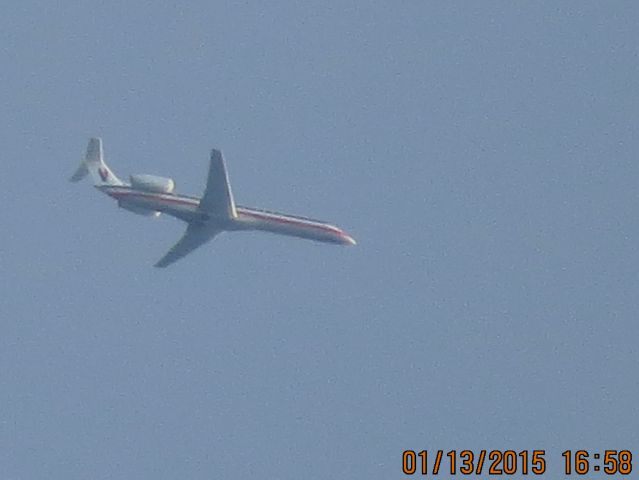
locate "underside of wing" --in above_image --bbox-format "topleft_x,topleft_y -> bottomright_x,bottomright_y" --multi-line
198,149 -> 237,218
155,223 -> 220,268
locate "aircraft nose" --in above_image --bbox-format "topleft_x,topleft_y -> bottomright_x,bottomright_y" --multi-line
340,233 -> 357,246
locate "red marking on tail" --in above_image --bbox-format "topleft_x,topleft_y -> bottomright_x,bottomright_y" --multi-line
98,167 -> 109,181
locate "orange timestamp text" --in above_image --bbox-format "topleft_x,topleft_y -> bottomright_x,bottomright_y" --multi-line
402,449 -> 633,476
402,450 -> 547,476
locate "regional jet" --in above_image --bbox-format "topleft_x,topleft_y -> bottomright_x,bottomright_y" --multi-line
70,138 -> 356,267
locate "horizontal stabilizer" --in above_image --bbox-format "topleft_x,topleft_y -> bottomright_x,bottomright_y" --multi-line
69,160 -> 89,182
85,137 -> 103,163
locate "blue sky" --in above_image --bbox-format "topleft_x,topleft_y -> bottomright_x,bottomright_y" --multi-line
1,2 -> 638,478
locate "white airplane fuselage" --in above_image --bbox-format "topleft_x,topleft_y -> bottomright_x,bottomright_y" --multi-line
100,184 -> 356,246
72,138 -> 355,267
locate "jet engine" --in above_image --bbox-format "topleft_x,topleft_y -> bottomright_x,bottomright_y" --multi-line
118,200 -> 161,217
130,174 -> 176,194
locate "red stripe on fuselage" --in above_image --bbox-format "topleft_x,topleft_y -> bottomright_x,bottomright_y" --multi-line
239,210 -> 343,235
107,189 -> 199,207
104,188 -> 344,236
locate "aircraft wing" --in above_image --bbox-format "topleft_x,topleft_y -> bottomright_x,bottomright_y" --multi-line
155,223 -> 220,268
198,149 -> 237,218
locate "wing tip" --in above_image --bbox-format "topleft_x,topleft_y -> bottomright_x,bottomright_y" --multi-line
153,225 -> 219,268
153,253 -> 174,268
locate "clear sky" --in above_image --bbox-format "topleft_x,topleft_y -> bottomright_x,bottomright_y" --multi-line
1,1 -> 638,478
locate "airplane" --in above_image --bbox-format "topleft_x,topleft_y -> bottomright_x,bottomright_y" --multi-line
70,138 -> 356,267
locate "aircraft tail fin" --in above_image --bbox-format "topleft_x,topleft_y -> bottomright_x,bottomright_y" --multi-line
70,138 -> 124,186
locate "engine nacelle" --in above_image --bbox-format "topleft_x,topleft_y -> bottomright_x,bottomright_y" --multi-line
118,200 -> 161,217
130,174 -> 176,194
